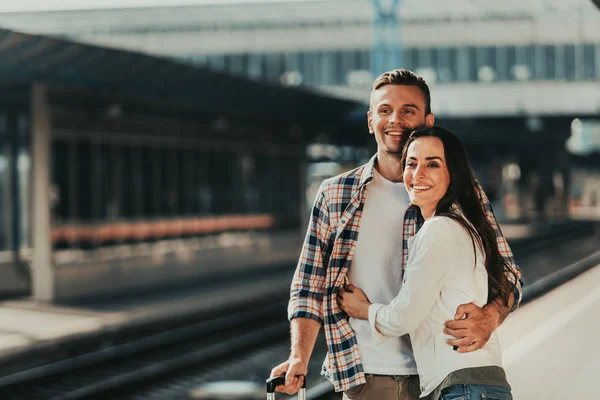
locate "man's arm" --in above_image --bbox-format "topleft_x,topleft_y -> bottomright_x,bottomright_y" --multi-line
444,181 -> 524,352
271,318 -> 321,394
444,291 -> 514,353
270,186 -> 332,394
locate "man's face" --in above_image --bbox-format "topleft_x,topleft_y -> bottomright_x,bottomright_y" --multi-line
367,84 -> 435,155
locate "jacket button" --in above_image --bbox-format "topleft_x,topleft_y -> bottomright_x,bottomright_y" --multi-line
341,219 -> 346,224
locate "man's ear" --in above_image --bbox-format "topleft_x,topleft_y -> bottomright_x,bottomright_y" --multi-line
425,113 -> 435,128
367,110 -> 374,135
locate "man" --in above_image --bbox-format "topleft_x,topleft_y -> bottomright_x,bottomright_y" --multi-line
270,69 -> 523,399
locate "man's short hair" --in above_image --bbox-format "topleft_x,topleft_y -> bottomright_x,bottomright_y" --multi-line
371,69 -> 432,115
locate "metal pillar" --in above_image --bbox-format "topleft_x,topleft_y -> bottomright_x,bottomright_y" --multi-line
31,82 -> 54,301
371,0 -> 403,77
298,143 -> 309,236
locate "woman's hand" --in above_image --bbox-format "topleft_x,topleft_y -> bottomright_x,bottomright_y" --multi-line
338,284 -> 371,320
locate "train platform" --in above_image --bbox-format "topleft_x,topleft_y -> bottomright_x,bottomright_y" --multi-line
0,221 -> 596,392
499,262 -> 600,399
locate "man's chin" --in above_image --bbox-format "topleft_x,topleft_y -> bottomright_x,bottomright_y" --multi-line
384,148 -> 404,157
385,140 -> 409,154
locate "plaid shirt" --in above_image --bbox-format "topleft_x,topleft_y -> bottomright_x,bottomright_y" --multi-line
287,155 -> 524,392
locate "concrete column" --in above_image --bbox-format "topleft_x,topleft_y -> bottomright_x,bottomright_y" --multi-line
596,43 -> 600,82
298,145 -> 309,236
31,83 -> 54,301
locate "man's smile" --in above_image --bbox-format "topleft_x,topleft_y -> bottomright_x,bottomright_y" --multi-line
384,129 -> 404,136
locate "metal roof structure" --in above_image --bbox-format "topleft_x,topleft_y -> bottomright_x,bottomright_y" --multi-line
0,27 -> 365,127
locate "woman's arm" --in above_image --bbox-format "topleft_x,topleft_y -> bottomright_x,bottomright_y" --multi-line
369,218 -> 457,343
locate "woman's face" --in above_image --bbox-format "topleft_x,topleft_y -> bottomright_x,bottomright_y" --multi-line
403,136 -> 451,217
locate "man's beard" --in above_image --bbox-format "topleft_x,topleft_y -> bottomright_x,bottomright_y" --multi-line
385,140 -> 407,156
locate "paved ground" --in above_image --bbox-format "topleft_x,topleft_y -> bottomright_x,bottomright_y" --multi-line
498,264 -> 600,400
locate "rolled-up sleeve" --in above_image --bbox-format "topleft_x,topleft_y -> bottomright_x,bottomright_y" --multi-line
287,185 -> 332,324
368,303 -> 386,344
475,182 -> 525,311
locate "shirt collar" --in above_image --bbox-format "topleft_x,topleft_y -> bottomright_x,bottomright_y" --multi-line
359,154 -> 378,188
361,154 -> 423,216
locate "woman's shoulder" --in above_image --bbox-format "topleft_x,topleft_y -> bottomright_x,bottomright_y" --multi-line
418,216 -> 472,244
413,217 -> 478,266
421,215 -> 466,233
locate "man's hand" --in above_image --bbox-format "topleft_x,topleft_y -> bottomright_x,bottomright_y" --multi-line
269,358 -> 307,395
443,301 -> 503,353
338,284 -> 371,320
272,318 -> 319,394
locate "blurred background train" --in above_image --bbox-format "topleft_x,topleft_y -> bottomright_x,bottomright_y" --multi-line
0,76 -> 364,301
47,100 -> 319,301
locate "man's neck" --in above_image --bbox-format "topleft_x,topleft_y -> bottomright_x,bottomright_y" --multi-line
375,150 -> 403,183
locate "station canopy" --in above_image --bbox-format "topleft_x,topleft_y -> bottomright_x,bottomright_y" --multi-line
0,28 -> 366,128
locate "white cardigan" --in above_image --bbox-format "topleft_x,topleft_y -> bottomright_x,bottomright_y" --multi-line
368,216 -> 504,397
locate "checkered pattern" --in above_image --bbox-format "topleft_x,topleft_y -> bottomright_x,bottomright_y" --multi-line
287,155 -> 524,392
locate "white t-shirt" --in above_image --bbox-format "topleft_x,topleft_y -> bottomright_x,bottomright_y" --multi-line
348,168 -> 417,375
368,216 -> 504,397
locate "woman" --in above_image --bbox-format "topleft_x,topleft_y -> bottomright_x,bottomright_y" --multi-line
338,126 -> 517,399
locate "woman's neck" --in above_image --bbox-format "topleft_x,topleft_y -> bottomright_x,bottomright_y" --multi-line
420,206 -> 436,220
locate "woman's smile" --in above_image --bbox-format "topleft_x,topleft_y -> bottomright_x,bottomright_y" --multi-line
411,184 -> 433,192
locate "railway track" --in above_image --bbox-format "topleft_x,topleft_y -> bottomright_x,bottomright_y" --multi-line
0,221 -> 596,399
0,300 -> 290,399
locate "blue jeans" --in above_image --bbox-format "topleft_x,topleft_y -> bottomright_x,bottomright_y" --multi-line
440,384 -> 512,400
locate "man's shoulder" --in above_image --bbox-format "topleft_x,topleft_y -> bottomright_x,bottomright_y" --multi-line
319,164 -> 368,195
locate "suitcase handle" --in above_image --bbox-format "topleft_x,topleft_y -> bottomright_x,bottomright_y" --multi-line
266,374 -> 306,399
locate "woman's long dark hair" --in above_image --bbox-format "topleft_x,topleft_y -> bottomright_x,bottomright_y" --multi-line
401,126 -> 517,305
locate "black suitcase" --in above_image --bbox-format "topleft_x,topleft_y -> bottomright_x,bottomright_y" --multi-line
265,374 -> 306,400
